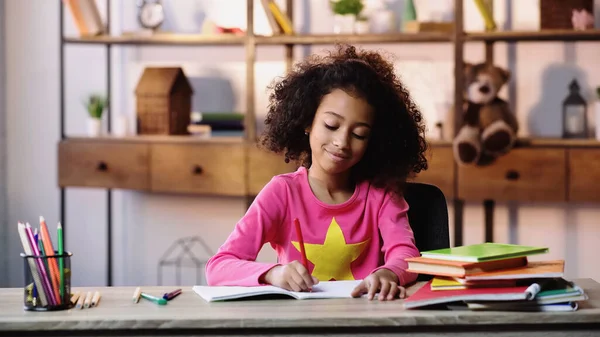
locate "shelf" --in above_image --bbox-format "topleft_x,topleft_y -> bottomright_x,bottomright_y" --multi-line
465,29 -> 600,42
61,135 -> 600,148
515,137 -> 600,148
62,135 -> 246,144
63,33 -> 246,46
255,32 -> 452,45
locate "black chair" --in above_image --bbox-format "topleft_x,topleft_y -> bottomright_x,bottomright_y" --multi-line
404,182 -> 450,281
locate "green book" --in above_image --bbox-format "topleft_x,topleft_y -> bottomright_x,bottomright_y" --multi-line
420,243 -> 549,262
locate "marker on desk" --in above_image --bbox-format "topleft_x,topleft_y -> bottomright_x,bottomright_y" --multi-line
163,288 -> 182,301
133,287 -> 142,303
141,292 -> 168,306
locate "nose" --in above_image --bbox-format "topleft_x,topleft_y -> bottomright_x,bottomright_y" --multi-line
479,85 -> 490,94
332,132 -> 350,149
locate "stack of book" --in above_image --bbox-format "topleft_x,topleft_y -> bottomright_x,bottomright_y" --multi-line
403,243 -> 588,311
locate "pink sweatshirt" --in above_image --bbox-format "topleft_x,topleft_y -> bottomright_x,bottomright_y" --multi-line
205,166 -> 420,287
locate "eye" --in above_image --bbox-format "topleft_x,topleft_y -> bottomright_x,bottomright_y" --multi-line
324,123 -> 337,130
352,133 -> 367,140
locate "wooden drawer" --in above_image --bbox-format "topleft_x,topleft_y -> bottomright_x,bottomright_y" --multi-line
151,143 -> 246,196
568,149 -> 600,202
58,141 -> 150,190
411,146 -> 455,199
247,145 -> 298,195
458,148 -> 566,202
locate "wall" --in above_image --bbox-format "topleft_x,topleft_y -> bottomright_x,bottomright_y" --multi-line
4,0 -> 600,288
0,0 -> 7,286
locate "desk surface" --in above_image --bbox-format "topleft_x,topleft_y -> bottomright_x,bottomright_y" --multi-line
1,278 -> 599,336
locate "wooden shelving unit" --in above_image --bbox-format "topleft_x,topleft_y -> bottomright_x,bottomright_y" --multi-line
63,33 -> 247,46
59,0 -> 600,286
465,29 -> 600,42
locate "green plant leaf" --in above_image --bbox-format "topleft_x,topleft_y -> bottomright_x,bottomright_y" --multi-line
84,94 -> 107,119
330,0 -> 364,16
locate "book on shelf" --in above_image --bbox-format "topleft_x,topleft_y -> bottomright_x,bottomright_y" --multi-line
63,0 -> 104,36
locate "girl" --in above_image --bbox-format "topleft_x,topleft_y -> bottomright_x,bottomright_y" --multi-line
205,44 -> 428,301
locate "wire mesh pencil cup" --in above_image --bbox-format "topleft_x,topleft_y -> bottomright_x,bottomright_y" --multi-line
21,251 -> 73,311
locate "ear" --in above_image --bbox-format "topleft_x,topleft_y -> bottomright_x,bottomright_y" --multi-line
495,66 -> 510,84
464,62 -> 474,78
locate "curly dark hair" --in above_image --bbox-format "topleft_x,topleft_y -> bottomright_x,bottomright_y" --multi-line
259,44 -> 428,198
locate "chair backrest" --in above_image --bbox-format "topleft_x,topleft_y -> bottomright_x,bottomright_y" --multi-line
403,182 -> 450,281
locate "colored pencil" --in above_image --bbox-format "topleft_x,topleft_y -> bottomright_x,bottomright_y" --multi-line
18,222 -> 48,307
293,218 -> 309,271
40,216 -> 61,304
24,223 -> 56,306
57,222 -> 64,299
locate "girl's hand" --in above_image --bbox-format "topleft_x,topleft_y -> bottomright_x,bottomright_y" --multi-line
260,261 -> 319,292
350,269 -> 406,301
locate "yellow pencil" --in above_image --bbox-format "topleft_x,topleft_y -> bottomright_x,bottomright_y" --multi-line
70,291 -> 81,305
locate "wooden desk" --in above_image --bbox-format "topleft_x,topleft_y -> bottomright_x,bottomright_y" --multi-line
1,279 -> 599,337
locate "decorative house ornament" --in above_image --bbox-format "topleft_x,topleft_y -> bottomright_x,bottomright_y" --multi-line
135,67 -> 193,135
562,79 -> 588,139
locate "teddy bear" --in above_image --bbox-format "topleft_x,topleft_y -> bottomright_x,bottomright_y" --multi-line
453,62 -> 519,166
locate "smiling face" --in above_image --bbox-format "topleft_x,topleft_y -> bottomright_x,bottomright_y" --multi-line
307,88 -> 374,178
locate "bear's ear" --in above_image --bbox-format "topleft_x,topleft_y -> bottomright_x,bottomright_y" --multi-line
464,62 -> 474,78
496,66 -> 510,83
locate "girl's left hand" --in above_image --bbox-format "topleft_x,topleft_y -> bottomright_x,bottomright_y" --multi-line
350,269 -> 406,301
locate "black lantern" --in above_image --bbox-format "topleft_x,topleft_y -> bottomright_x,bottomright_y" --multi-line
562,79 -> 588,138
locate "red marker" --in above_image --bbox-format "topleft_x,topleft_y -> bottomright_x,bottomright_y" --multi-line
162,289 -> 182,301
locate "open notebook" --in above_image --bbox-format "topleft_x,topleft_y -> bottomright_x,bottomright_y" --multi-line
193,280 -> 363,302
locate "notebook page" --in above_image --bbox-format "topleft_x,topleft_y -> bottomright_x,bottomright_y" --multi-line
292,280 -> 363,299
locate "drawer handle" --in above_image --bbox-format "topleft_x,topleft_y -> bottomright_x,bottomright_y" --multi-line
505,170 -> 520,181
191,165 -> 203,175
96,161 -> 108,172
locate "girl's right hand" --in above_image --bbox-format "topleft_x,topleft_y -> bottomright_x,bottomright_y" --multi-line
261,261 -> 319,292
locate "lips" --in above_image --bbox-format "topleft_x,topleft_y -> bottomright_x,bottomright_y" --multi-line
326,150 -> 350,162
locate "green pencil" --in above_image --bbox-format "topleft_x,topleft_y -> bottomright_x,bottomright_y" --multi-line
57,222 -> 64,299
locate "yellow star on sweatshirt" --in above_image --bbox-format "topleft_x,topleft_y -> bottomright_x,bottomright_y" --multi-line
292,217 -> 370,281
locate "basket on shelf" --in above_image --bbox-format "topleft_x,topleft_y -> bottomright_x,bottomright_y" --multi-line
135,67 -> 193,135
540,0 -> 594,30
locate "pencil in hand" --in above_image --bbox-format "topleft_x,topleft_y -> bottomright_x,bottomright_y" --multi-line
293,218 -> 309,272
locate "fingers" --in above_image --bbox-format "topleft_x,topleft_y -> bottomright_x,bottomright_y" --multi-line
350,280 -> 367,298
387,282 -> 399,300
289,270 -> 311,291
398,286 -> 407,299
293,262 -> 315,291
379,281 -> 391,301
285,279 -> 303,292
367,278 -> 380,300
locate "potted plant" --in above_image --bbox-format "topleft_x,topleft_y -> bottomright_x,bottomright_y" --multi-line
330,0 -> 364,34
354,15 -> 370,34
84,94 -> 107,137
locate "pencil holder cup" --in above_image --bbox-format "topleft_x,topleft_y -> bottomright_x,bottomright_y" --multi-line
21,251 -> 74,311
